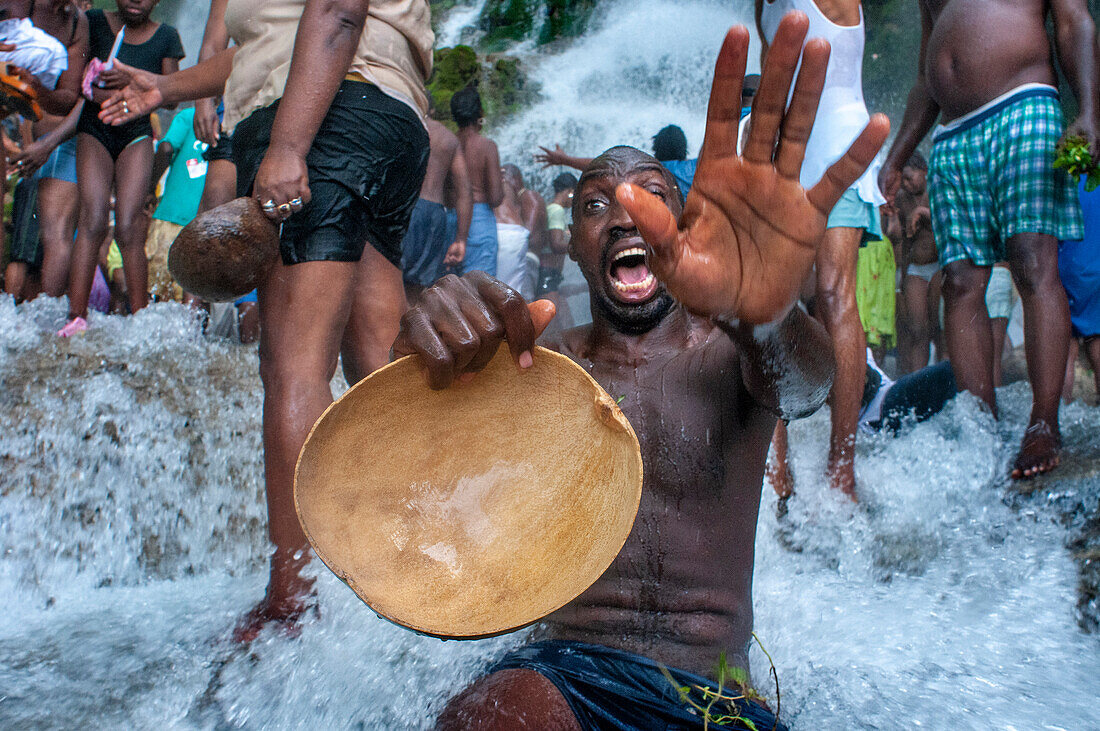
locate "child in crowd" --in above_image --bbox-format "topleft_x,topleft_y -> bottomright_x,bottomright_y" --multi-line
894,153 -> 940,374
59,0 -> 182,336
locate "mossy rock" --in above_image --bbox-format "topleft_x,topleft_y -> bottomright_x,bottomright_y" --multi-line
479,0 -> 538,50
539,0 -> 596,44
427,46 -> 538,128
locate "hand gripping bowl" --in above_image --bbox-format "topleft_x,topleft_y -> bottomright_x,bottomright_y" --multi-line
168,197 -> 279,302
294,346 -> 644,639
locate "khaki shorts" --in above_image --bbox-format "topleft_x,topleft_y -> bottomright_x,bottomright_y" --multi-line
145,218 -> 184,302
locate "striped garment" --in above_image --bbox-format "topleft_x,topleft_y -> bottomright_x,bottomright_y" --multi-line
929,86 -> 1083,267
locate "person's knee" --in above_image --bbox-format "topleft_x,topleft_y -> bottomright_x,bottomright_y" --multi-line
941,265 -> 987,302
436,669 -> 578,731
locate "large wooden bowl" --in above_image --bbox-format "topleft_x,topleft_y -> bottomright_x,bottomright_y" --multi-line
294,346 -> 643,639
168,197 -> 279,302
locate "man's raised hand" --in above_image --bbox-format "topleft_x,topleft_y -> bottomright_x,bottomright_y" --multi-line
616,13 -> 889,326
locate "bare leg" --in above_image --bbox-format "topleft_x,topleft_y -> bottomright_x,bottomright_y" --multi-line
37,177 -> 80,297
942,260 -> 995,413
1084,336 -> 1100,405
990,317 -> 1009,388
113,138 -> 155,315
68,134 -> 114,320
234,257 -> 358,643
437,669 -> 580,731
340,243 -> 407,386
198,158 -> 237,214
4,261 -> 27,300
900,274 -> 931,374
928,270 -> 945,362
766,419 -> 793,500
237,301 -> 259,344
1006,232 -> 1069,478
1062,338 -> 1079,405
815,226 -> 864,500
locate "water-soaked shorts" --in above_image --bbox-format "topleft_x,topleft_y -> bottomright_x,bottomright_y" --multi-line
828,188 -> 882,244
37,137 -> 77,184
400,198 -> 450,286
929,85 -> 1083,267
490,640 -> 787,731
233,80 -> 429,268
203,129 -> 233,163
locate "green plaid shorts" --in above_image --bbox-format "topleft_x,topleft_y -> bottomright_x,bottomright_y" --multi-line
928,88 -> 1083,267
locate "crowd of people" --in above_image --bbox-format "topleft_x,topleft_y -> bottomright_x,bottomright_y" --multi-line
0,0 -> 1098,727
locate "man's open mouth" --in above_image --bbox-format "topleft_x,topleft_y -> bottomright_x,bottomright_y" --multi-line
607,245 -> 658,303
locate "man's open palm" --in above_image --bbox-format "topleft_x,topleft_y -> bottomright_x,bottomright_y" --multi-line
618,14 -> 889,325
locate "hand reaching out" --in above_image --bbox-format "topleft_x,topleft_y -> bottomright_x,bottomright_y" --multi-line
616,14 -> 889,325
97,60 -> 163,125
535,144 -> 570,167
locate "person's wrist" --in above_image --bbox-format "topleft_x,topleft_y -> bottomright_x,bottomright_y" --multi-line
266,140 -> 309,159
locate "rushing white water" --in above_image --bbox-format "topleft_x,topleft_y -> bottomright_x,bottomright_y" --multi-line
3,0 -> 1099,726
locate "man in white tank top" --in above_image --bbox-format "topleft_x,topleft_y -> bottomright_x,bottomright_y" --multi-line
756,0 -> 884,501
879,0 -> 1098,480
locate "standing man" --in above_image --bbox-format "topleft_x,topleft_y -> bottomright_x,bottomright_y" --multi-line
539,171 -> 576,331
400,112 -> 472,303
450,85 -> 502,276
879,0 -> 1097,478
757,0 -> 885,499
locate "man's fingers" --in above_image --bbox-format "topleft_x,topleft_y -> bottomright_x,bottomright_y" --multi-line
807,113 -> 890,213
774,38 -> 829,180
528,299 -> 556,338
615,183 -> 679,269
743,11 -> 808,165
394,308 -> 459,390
700,26 -> 750,160
467,271 -> 537,368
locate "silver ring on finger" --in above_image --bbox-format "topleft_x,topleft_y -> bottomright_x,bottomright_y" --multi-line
261,199 -> 277,212
289,197 -> 303,209
278,203 -> 292,216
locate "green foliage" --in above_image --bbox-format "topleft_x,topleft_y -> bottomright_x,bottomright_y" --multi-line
480,0 -> 538,50
539,0 -> 597,44
1054,136 -> 1100,192
659,634 -> 781,730
427,45 -> 537,129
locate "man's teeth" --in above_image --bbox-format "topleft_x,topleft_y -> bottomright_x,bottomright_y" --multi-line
612,246 -> 647,263
611,272 -> 656,293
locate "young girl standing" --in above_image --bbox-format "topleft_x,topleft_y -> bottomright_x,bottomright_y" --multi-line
59,0 -> 182,336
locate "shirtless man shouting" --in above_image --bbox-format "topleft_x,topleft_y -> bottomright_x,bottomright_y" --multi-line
880,0 -> 1098,478
395,15 -> 889,728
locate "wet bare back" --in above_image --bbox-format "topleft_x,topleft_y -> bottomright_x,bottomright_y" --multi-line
458,129 -> 502,206
419,119 -> 460,205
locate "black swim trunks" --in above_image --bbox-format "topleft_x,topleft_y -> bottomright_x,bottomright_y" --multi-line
8,177 -> 41,267
234,80 -> 430,268
491,640 -> 788,731
537,265 -> 564,295
203,129 -> 233,163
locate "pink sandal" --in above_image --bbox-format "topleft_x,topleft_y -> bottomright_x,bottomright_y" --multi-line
57,317 -> 88,338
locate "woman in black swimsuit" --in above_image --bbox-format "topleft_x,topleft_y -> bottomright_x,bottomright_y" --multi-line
60,0 -> 182,334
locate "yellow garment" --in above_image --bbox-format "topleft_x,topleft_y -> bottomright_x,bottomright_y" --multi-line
856,237 -> 897,348
221,0 -> 433,134
106,241 -> 123,281
144,218 -> 185,302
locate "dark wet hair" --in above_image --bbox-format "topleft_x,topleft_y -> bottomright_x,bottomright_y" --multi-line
451,86 -> 483,128
552,172 -> 578,194
905,152 -> 928,171
652,125 -> 687,162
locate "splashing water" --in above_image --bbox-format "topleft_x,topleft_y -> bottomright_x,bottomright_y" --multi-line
3,0 -> 1099,725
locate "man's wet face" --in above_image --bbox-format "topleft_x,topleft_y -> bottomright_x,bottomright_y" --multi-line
901,166 -> 926,196
570,147 -> 679,333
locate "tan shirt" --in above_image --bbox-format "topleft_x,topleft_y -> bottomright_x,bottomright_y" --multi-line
221,0 -> 433,134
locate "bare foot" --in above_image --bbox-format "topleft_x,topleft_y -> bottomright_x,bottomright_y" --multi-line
232,591 -> 317,644
767,453 -> 794,500
1011,420 -> 1061,479
826,459 -> 858,502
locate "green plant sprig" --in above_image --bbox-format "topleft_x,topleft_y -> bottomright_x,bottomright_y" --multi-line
1054,135 -> 1100,192
659,633 -> 781,730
